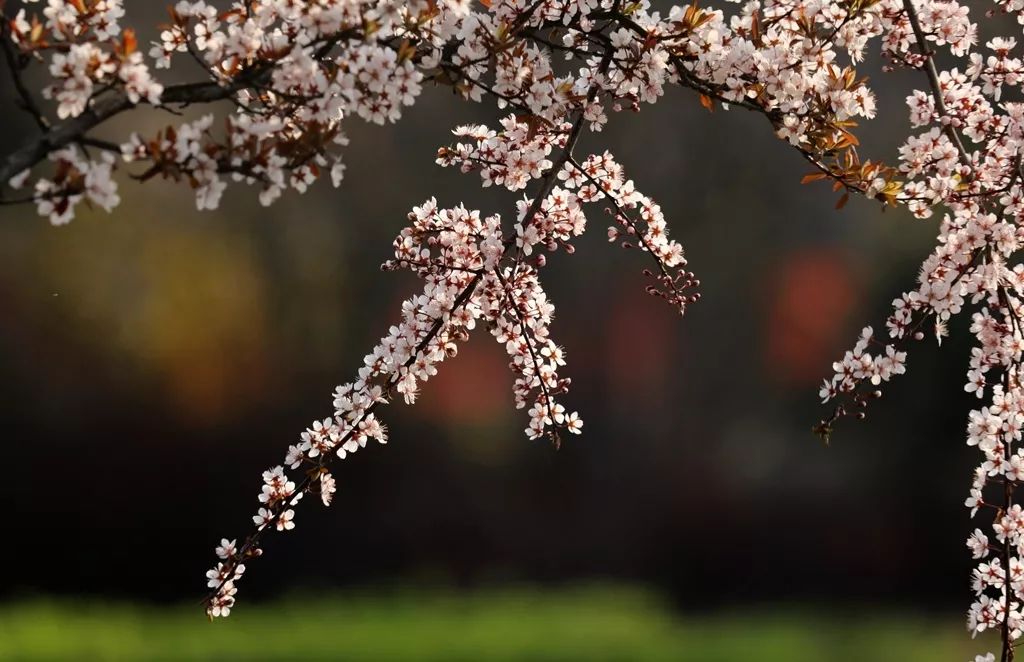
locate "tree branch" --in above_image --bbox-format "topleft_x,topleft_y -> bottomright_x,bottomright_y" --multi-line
0,68 -> 274,185
901,0 -> 972,163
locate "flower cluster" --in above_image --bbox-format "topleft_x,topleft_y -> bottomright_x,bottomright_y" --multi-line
568,151 -> 696,313
8,146 -> 119,225
123,0 -> 436,209
438,118 -> 566,192
10,1 -> 162,120
965,377 -> 1024,639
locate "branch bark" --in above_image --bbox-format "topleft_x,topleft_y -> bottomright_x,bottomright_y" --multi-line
0,70 -> 272,185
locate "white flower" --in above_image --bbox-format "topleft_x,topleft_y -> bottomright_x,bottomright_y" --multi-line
565,411 -> 583,434
275,509 -> 295,531
320,472 -> 337,507
253,507 -> 273,529
215,538 -> 237,560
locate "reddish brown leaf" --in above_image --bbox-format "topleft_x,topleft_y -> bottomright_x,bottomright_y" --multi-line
122,28 -> 137,56
801,172 -> 827,185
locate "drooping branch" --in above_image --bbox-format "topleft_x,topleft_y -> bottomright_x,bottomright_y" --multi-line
205,51 -> 613,612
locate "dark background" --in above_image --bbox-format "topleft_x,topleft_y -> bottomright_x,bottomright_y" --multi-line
0,2 -> 978,617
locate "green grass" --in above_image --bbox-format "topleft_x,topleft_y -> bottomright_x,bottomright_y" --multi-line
0,585 -> 982,661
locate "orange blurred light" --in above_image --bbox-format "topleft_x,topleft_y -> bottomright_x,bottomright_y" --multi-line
763,249 -> 858,384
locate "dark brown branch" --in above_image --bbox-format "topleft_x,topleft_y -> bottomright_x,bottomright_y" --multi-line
901,0 -> 972,163
1,25 -> 49,131
0,67 -> 276,185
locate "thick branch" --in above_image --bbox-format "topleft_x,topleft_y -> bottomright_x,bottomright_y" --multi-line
0,70 -> 272,185
1,28 -> 48,131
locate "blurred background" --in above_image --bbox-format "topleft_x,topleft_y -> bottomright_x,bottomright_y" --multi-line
0,3 -> 997,660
